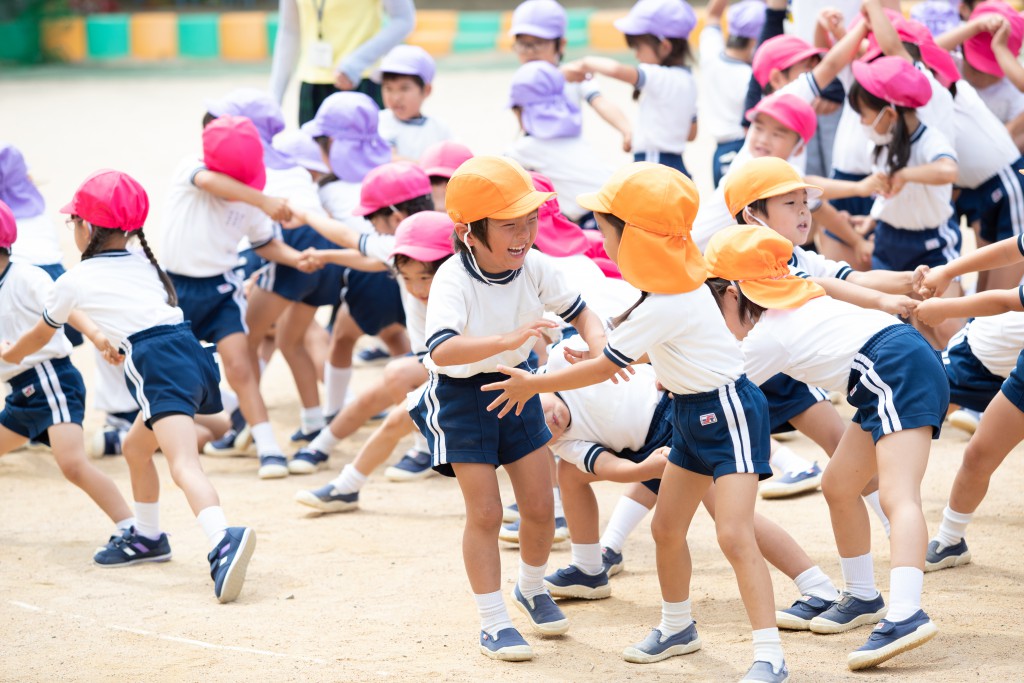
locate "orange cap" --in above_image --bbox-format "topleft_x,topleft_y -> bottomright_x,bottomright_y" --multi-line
444,155 -> 555,224
576,162 -> 706,294
723,157 -> 823,220
704,224 -> 825,309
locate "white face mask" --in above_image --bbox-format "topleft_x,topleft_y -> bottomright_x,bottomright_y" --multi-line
863,107 -> 895,146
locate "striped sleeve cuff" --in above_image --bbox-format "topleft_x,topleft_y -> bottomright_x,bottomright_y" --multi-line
188,165 -> 208,186
603,344 -> 634,368
806,72 -> 822,98
42,310 -> 62,329
584,90 -> 601,104
557,296 -> 586,323
582,444 -> 608,474
358,233 -> 369,256
836,265 -> 853,280
426,328 -> 459,352
932,153 -> 957,163
1018,285 -> 1024,310
792,269 -> 811,280
635,68 -> 647,91
1017,234 -> 1024,258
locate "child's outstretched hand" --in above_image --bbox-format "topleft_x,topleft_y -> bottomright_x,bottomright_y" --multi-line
561,60 -> 589,83
297,248 -> 325,273
857,171 -> 890,198
914,297 -> 949,327
260,196 -> 292,223
911,264 -> 930,295
918,264 -> 953,299
280,203 -> 308,229
879,294 -> 917,318
91,332 -> 122,366
639,446 -> 670,480
818,8 -> 846,40
561,345 -> 635,383
500,319 -> 559,351
481,365 -> 537,418
0,340 -> 16,364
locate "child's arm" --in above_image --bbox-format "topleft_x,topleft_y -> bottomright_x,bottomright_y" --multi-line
810,277 -> 917,317
916,287 -> 1024,326
810,17 -> 870,92
303,248 -> 388,272
813,202 -> 874,270
285,206 -> 362,250
192,169 -> 291,222
706,0 -> 727,24
254,238 -> 319,272
935,14 -> 1003,51
806,172 -> 889,200
483,354 -> 627,418
593,446 -> 669,483
861,0 -> 914,63
888,157 -> 958,195
569,57 -> 638,87
0,318 -> 59,365
67,311 -> 121,365
846,265 -> 928,295
429,319 -> 560,368
586,92 -> 634,151
921,235 -> 1024,297
992,20 -> 1024,92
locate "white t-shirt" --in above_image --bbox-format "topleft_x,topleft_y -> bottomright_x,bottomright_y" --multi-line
565,79 -> 602,109
358,230 -> 428,353
699,26 -> 751,143
265,166 -> 325,215
43,250 -> 184,349
952,80 -> 1020,189
789,245 -> 853,280
976,77 -> 1024,125
424,250 -> 585,378
506,137 -> 615,221
0,263 -> 73,383
870,124 -> 956,229
319,179 -> 374,233
9,213 -> 64,267
916,63 -> 957,152
549,253 -> 639,322
965,303 -> 1024,378
741,295 -> 902,391
603,286 -> 745,395
832,66 -> 875,176
161,159 -> 275,277
633,64 -> 698,156
378,110 -> 453,162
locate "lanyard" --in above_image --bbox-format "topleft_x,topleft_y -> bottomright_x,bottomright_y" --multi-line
314,0 -> 327,39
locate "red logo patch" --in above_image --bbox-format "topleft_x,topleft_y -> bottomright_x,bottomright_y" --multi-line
22,385 -> 35,398
699,413 -> 717,426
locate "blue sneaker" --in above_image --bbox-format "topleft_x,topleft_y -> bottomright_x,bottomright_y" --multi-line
289,426 -> 322,444
777,594 -> 833,630
847,609 -> 938,670
502,503 -> 520,523
760,462 -> 823,499
288,448 -> 328,475
356,346 -> 391,365
925,538 -> 971,572
602,546 -> 624,577
511,584 -> 569,635
809,592 -> 887,634
88,428 -> 123,459
622,623 -> 701,663
479,627 -> 532,661
93,527 -> 172,567
498,517 -> 569,545
208,526 -> 256,604
258,454 -> 289,479
204,422 -> 253,457
544,565 -> 611,600
740,660 -> 790,682
294,484 -> 359,513
384,449 -> 436,481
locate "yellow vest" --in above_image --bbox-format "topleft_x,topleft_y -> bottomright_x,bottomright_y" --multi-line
297,0 -> 382,84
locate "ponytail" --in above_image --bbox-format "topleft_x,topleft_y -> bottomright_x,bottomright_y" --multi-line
135,230 -> 178,307
847,80 -> 914,177
76,216 -> 177,307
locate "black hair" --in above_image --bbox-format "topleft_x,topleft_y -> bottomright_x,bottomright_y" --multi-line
366,194 -> 436,223
452,217 -> 492,255
201,112 -> 217,128
625,34 -> 692,100
704,277 -> 766,325
726,34 -> 754,51
0,246 -> 9,257
393,252 -> 451,275
596,212 -> 651,328
313,136 -> 339,184
77,217 -> 178,307
847,80 -> 914,177
381,72 -> 426,90
735,198 -> 769,224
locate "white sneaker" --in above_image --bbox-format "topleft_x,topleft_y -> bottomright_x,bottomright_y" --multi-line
948,408 -> 980,435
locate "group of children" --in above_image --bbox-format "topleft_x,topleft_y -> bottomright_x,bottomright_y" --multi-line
3,0 -> 1024,680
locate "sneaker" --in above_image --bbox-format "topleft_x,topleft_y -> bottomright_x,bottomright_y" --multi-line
760,463 -> 823,499
847,609 -> 938,671
511,584 -> 569,635
288,448 -> 328,475
924,538 -> 971,572
948,408 -> 980,435
355,346 -> 391,365
544,565 -> 611,600
289,426 -> 322,444
294,484 -> 359,513
809,592 -> 887,634
622,623 -> 701,664
208,526 -> 256,604
553,516 -> 569,543
777,595 -> 833,630
502,503 -> 520,523
479,627 -> 532,661
93,527 -> 172,567
88,428 -> 123,459
602,546 -> 624,577
740,660 -> 790,682
204,423 -> 254,457
499,517 -> 569,545
258,454 -> 289,479
384,449 -> 436,481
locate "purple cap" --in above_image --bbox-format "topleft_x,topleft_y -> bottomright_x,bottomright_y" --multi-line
910,1 -> 963,38
0,143 -> 46,219
375,44 -> 436,85
509,61 -> 582,139
272,129 -> 330,175
301,92 -> 392,183
727,0 -> 767,39
615,0 -> 697,39
510,0 -> 567,40
205,88 -> 295,171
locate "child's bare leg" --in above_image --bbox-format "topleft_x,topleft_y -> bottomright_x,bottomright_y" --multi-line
48,423 -> 132,524
122,415 -> 161,503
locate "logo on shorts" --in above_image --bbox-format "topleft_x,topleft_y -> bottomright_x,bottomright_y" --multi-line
992,188 -> 1004,204
217,283 -> 234,294
699,413 -> 717,426
22,385 -> 35,398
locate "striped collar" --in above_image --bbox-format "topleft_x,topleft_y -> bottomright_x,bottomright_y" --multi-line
0,261 -> 10,288
90,249 -> 131,259
459,252 -> 521,286
396,115 -> 428,127
909,123 -> 927,144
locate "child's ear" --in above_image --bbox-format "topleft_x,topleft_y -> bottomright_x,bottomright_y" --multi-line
658,37 -> 673,59
454,222 -> 471,247
423,83 -> 433,98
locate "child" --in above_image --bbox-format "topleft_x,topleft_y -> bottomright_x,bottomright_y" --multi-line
704,223 -> 946,671
1,171 -> 255,603
484,163 -> 789,682
376,44 -> 452,161
419,140 -> 473,211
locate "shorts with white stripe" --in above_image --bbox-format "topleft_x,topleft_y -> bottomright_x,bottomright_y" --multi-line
668,375 -> 772,481
942,322 -> 1006,413
168,271 -> 249,344
872,219 -> 962,272
759,373 -> 830,434
0,356 -> 85,446
958,157 -> 1024,244
847,324 -> 949,443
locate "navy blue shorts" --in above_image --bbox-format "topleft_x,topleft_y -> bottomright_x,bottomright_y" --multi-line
616,392 -> 673,495
668,375 -> 772,481
121,322 -> 223,428
956,158 -> 1024,244
235,248 -> 266,281
872,219 -> 961,272
942,323 -> 1006,413
1000,349 -> 1024,414
634,151 -> 690,178
410,364 -> 552,478
825,170 -> 874,246
37,262 -> 83,347
1,357 -> 85,445
258,261 -> 344,307
169,271 -> 248,344
760,372 -> 830,434
342,268 -> 405,335
712,138 -> 744,189
847,324 -> 949,442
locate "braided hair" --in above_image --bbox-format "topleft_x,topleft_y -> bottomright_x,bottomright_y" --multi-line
78,217 -> 178,306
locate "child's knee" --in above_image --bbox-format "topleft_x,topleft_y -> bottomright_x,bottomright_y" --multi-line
651,514 -> 685,546
715,521 -> 757,561
518,496 -> 554,525
57,456 -> 87,484
221,354 -> 255,385
467,500 -> 504,532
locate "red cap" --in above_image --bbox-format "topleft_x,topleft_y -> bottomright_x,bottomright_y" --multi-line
419,141 -> 474,179
745,92 -> 818,144
965,0 -> 1024,77
390,210 -> 455,263
202,115 -> 266,191
60,169 -> 149,232
752,35 -> 825,88
528,172 -> 589,258
354,161 -> 432,217
852,56 -> 932,109
0,199 -> 16,248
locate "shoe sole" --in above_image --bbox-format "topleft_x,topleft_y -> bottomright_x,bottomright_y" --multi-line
498,531 -> 568,545
925,551 -> 971,572
384,466 -> 438,482
216,528 -> 256,604
258,464 -> 289,479
502,508 -> 520,523
545,579 -> 611,600
776,611 -> 814,630
948,414 -> 978,435
294,490 -> 358,513
511,594 -> 569,636
847,621 -> 938,671
287,460 -> 322,475
810,607 -> 888,634
760,475 -> 823,500
740,669 -> 789,683
479,643 -> 533,661
605,561 -> 623,577
93,552 -> 172,568
204,445 -> 253,458
622,636 -> 702,664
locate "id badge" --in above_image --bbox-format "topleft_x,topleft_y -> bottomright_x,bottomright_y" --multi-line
309,40 -> 333,69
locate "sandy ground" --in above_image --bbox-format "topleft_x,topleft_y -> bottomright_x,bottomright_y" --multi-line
1,63 -> 1023,683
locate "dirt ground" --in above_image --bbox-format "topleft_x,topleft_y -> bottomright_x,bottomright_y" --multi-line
1,64 -> 1023,683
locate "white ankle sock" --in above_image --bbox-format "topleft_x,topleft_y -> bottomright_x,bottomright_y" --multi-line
220,388 -> 239,416
793,565 -> 839,601
309,425 -> 341,454
115,517 -> 135,534
886,567 -> 923,622
863,491 -> 891,536
134,502 -> 161,540
571,543 -> 603,575
770,444 -> 814,475
935,505 -> 972,548
197,506 -> 228,548
412,431 -> 429,454
517,560 -> 547,600
474,590 -> 513,637
323,364 -> 352,417
657,599 -> 692,637
331,464 -> 368,495
250,422 -> 281,457
552,487 -> 564,518
599,496 -> 650,553
840,553 -> 878,601
752,627 -> 785,670
300,406 -> 325,434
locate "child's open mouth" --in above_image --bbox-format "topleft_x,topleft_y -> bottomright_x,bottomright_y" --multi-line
508,246 -> 526,258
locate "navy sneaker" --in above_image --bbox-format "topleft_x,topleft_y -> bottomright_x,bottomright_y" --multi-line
288,448 -> 328,475
204,424 -> 253,457
93,527 -> 172,567
289,426 -> 322,444
602,546 -> 624,577
479,627 -> 532,661
88,428 -> 123,459
777,594 -> 834,630
356,346 -> 391,365
809,592 -> 887,634
544,565 -> 611,600
502,502 -> 520,523
208,526 -> 256,604
924,539 -> 971,572
384,449 -> 436,481
294,484 -> 359,513
847,609 -> 938,670
760,462 -> 823,499
258,454 -> 289,479
499,517 -> 569,545
511,584 -> 569,635
622,623 -> 701,663
740,660 -> 790,682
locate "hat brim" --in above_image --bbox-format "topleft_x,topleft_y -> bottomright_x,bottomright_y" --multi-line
778,46 -> 827,74
509,22 -> 563,40
737,275 -> 824,309
300,119 -> 327,139
618,225 -> 707,294
576,190 -> 612,215
59,199 -> 76,215
487,189 -> 555,220
423,165 -> 456,179
390,245 -> 453,262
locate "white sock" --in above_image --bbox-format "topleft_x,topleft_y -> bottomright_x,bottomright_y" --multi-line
886,567 -> 924,622
657,599 -> 692,637
250,422 -> 281,456
840,553 -> 878,601
552,487 -> 564,519
934,505 -> 972,548
412,431 -> 429,454
599,496 -> 651,553
517,560 -> 547,600
770,445 -> 814,475
752,627 -> 785,670
197,506 -> 228,548
323,364 -> 352,416
308,424 -> 341,454
571,543 -> 603,575
115,517 -> 135,533
474,590 -> 513,637
793,565 -> 839,601
300,406 -> 325,434
863,491 -> 891,537
220,388 -> 239,416
330,464 -> 368,495
134,502 -> 161,540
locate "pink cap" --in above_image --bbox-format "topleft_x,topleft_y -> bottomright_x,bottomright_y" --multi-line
0,199 -> 16,249
745,92 -> 818,144
752,34 -> 825,87
964,0 -> 1024,77
419,141 -> 474,179
354,161 -> 432,216
852,56 -> 932,109
60,169 -> 150,232
860,11 -> 960,88
202,115 -> 267,191
529,172 -> 588,257
390,210 -> 455,262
